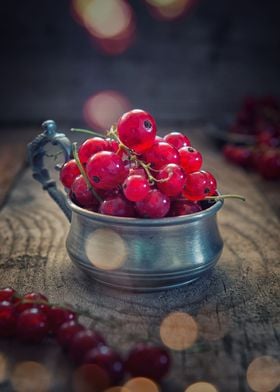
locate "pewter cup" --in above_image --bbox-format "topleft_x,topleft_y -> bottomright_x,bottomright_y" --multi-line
28,120 -> 224,291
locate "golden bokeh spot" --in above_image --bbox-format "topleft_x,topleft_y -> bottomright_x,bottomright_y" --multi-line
185,382 -> 218,392
196,308 -> 230,341
73,364 -> 111,392
147,0 -> 191,20
85,228 -> 127,270
124,377 -> 159,392
0,353 -> 8,383
246,356 -> 280,392
10,361 -> 52,392
160,311 -> 198,350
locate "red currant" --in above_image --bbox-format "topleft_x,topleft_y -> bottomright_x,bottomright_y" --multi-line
257,149 -> 280,180
204,171 -> 217,194
117,109 -> 157,154
183,171 -> 211,201
142,141 -> 180,170
15,292 -> 50,315
123,175 -> 150,202
69,330 -> 106,364
223,144 -> 252,167
78,137 -> 107,164
71,175 -> 99,208
164,132 -> 191,149
86,151 -> 128,190
99,195 -> 136,217
47,307 -> 76,333
56,320 -> 85,348
156,164 -> 185,197
16,308 -> 49,343
0,287 -> 17,302
135,189 -> 170,218
0,300 -> 16,337
169,199 -> 202,216
179,146 -> 203,173
60,160 -> 80,189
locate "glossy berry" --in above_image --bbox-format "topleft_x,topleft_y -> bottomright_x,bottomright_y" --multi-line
99,195 -> 136,217
0,287 -> 17,302
47,307 -> 77,333
142,141 -> 180,170
60,160 -> 80,189
257,149 -> 280,180
126,344 -> 171,382
78,137 -> 107,164
123,175 -> 150,202
86,151 -> 128,190
164,132 -> 191,150
204,171 -> 217,194
135,189 -> 170,218
0,300 -> 16,337
71,175 -> 99,208
15,292 -> 50,315
56,320 -> 85,348
69,330 -> 106,364
183,171 -> 212,201
156,164 -> 185,197
169,200 -> 202,217
179,146 -> 203,173
83,345 -> 124,384
117,109 -> 157,154
16,308 -> 49,343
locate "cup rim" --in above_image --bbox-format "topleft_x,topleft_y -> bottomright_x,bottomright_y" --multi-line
67,196 -> 224,227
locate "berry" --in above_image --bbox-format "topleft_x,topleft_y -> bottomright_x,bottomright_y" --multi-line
0,300 -> 16,337
86,151 -> 128,190
135,189 -> 170,218
60,160 -> 80,189
99,195 -> 136,217
164,132 -> 191,150
83,345 -> 124,384
0,287 -> 17,302
16,308 -> 49,343
117,109 -> 157,154
142,141 -> 180,170
179,146 -> 203,173
69,330 -> 106,364
123,175 -> 150,202
128,167 -> 146,177
78,137 -> 107,164
47,307 -> 76,333
71,175 -> 99,208
56,320 -> 85,348
126,344 -> 170,382
183,171 -> 212,201
257,149 -> 280,180
204,171 -> 217,194
223,145 -> 252,167
169,200 -> 202,216
156,164 -> 185,197
15,292 -> 50,315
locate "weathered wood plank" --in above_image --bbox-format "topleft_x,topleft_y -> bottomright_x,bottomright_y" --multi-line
0,132 -> 279,391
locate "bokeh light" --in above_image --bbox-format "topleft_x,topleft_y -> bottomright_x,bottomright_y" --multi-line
10,361 -> 52,392
104,387 -> 130,392
0,353 -> 8,383
73,364 -> 111,392
160,311 -> 198,350
146,0 -> 197,21
71,0 -> 135,54
85,228 -> 127,270
83,90 -> 131,131
196,308 -> 230,341
246,356 -> 280,392
124,377 -> 159,392
185,382 -> 218,392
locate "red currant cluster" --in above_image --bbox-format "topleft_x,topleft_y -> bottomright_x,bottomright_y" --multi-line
60,109 -> 218,218
223,96 -> 280,180
0,287 -> 170,388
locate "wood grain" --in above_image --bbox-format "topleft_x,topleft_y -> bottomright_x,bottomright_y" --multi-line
0,134 -> 279,391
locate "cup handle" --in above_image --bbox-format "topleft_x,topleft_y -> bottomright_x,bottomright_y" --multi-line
27,120 -> 72,222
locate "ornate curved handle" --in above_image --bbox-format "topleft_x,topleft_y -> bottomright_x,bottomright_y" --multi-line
27,120 -> 72,222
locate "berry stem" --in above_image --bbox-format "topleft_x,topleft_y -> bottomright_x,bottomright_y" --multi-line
205,194 -> 246,202
72,142 -> 102,203
70,128 -> 107,138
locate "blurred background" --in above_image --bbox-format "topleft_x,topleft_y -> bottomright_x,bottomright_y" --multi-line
0,0 -> 280,132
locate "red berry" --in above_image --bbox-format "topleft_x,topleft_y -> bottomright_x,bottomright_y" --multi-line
142,141 -> 180,170
99,195 -> 136,217
83,345 -> 124,384
56,320 -> 85,348
105,138 -> 123,157
47,307 -> 76,333
123,175 -> 150,202
164,132 -> 191,150
129,167 -> 146,177
126,344 -> 170,382
117,109 -> 157,154
60,160 -> 80,189
179,146 -> 203,173
0,300 -> 16,337
86,151 -> 128,190
69,330 -> 106,364
204,171 -> 217,194
71,175 -> 100,208
169,199 -> 202,216
78,137 -> 107,164
135,189 -> 170,218
223,144 -> 252,167
0,287 -> 17,302
156,164 -> 185,197
183,171 -> 212,201
15,292 -> 50,315
16,308 -> 49,343
257,149 -> 280,180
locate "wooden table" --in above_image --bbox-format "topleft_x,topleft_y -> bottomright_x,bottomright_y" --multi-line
0,127 -> 279,392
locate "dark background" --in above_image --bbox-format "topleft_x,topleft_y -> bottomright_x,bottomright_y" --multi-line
1,0 -> 280,131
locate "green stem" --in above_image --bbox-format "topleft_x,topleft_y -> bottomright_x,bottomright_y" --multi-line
71,128 -> 107,138
205,194 -> 246,202
72,142 -> 102,203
